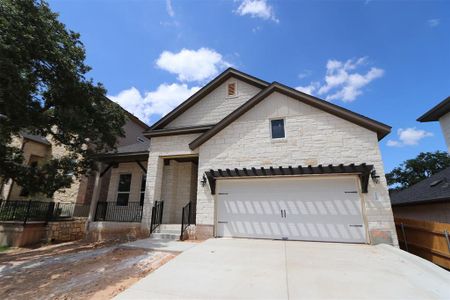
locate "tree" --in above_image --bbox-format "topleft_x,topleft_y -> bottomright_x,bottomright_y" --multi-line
0,0 -> 126,197
386,151 -> 450,190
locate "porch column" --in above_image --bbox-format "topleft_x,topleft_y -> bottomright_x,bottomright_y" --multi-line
141,154 -> 164,232
87,162 -> 102,223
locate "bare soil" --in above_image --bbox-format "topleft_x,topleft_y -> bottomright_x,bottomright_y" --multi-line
0,241 -> 176,300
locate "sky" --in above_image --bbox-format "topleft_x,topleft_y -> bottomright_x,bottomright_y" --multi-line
48,0 -> 450,172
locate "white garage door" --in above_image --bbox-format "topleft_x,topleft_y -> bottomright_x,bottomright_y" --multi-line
216,176 -> 367,243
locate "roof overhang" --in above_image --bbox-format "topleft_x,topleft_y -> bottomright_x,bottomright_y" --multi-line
391,196 -> 450,207
417,96 -> 450,122
96,151 -> 149,163
143,124 -> 214,138
189,83 -> 391,150
205,164 -> 374,195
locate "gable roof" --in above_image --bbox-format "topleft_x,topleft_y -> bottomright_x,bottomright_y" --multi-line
189,82 -> 391,150
146,68 -> 270,131
390,166 -> 450,206
417,96 -> 450,122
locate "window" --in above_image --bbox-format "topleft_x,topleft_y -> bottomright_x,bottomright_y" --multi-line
140,175 -> 146,206
271,119 -> 285,139
227,82 -> 237,97
116,174 -> 132,206
20,158 -> 40,197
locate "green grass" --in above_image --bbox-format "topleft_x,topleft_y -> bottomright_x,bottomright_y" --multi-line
0,246 -> 10,252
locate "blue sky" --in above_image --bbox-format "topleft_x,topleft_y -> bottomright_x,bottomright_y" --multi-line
48,0 -> 450,172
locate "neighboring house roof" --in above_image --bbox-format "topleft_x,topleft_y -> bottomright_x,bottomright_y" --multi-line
417,96 -> 450,122
189,82 -> 391,150
97,140 -> 150,162
21,132 -> 51,146
390,166 -> 450,206
146,68 -> 270,131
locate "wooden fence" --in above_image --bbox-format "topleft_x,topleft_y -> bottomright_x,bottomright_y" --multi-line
395,217 -> 450,270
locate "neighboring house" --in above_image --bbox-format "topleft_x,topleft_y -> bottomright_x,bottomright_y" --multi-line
87,68 -> 398,246
390,167 -> 450,223
418,96 -> 450,152
391,96 -> 450,223
0,107 -> 149,207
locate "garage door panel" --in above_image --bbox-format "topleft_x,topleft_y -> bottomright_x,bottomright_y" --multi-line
216,176 -> 367,243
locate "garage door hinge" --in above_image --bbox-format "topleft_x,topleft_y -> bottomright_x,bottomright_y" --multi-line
348,224 -> 363,227
218,193 -> 228,195
344,191 -> 358,194
217,221 -> 228,224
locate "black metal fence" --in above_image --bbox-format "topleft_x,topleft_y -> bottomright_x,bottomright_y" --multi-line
94,201 -> 143,222
180,201 -> 196,240
150,201 -> 164,233
0,200 -> 90,224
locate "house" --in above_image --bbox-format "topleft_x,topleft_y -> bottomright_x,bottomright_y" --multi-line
390,96 -> 450,223
87,68 -> 398,246
0,106 -> 149,209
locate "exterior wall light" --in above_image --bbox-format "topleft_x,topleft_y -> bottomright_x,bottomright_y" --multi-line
371,169 -> 380,184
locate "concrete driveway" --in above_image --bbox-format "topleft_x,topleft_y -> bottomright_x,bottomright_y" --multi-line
115,238 -> 450,300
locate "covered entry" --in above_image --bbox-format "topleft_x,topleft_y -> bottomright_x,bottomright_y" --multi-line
215,175 -> 368,243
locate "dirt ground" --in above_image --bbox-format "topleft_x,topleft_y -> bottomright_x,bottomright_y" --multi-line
0,240 -> 176,300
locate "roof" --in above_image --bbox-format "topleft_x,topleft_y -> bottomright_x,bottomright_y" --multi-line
390,166 -> 450,206
189,82 -> 391,150
97,139 -> 150,162
21,132 -> 51,146
146,68 -> 270,131
417,96 -> 450,122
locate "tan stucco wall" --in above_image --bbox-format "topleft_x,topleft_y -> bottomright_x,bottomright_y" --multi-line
144,91 -> 397,245
116,119 -> 148,147
393,202 -> 450,224
166,78 -> 262,128
106,162 -> 147,204
438,112 -> 450,152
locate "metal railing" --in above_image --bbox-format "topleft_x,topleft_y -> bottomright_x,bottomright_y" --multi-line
150,201 -> 164,233
94,201 -> 143,222
0,200 -> 90,225
180,201 -> 196,240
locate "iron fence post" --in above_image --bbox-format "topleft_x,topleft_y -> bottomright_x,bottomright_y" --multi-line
23,200 -> 32,225
400,223 -> 409,252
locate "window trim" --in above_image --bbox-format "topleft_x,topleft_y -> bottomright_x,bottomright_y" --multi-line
270,118 -> 286,140
116,173 -> 132,206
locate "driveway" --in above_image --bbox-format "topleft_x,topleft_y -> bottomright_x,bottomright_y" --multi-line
115,238 -> 450,300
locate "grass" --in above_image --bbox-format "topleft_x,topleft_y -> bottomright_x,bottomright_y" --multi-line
0,246 -> 10,252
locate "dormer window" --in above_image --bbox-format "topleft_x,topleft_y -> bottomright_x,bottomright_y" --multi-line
227,82 -> 237,97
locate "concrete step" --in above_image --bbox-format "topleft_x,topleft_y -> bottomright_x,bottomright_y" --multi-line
150,232 -> 180,240
158,224 -> 181,231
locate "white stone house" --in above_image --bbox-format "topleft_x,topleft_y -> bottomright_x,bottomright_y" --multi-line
88,68 -> 398,245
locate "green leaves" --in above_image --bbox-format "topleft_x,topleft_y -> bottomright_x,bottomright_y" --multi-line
0,0 -> 126,197
386,151 -> 450,190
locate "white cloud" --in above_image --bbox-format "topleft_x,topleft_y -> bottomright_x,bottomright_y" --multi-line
387,127 -> 433,147
156,48 -> 231,83
235,0 -> 279,23
297,70 -> 312,80
109,83 -> 200,123
296,82 -> 320,95
297,57 -> 384,102
428,18 -> 440,27
166,0 -> 175,17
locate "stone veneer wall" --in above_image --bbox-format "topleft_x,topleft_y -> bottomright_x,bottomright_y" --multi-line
45,218 -> 87,243
195,92 -> 398,245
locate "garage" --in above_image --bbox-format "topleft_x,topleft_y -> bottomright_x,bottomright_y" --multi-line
216,176 -> 367,243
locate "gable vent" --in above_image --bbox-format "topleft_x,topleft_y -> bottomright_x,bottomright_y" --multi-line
227,82 -> 236,96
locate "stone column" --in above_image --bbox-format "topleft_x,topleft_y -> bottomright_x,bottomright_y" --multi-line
87,162 -> 102,223
141,155 -> 164,232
